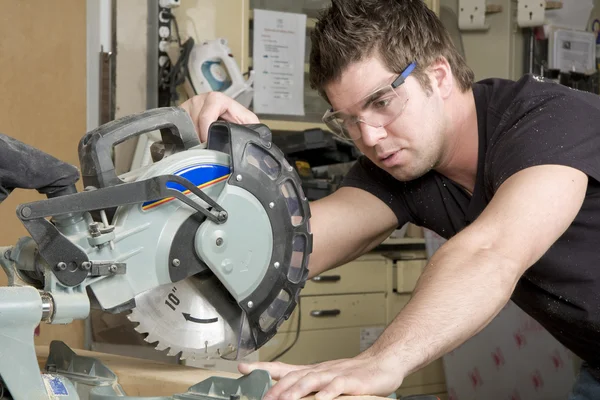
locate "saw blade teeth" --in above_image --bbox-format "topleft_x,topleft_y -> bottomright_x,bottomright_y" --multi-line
144,333 -> 161,345
128,275 -> 237,359
154,342 -> 169,351
126,313 -> 136,322
167,347 -> 182,357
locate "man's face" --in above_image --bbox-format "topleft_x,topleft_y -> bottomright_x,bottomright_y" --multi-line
324,57 -> 445,181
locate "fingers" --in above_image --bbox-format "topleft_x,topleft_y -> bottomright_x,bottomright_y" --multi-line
267,371 -> 337,400
315,376 -> 360,400
179,92 -> 259,142
238,361 -> 304,380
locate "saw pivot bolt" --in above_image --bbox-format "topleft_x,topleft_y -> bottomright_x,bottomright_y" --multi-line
20,207 -> 31,218
89,222 -> 101,237
217,211 -> 228,221
55,262 -> 67,271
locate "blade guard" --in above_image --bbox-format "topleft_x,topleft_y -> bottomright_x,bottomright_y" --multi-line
207,122 -> 312,359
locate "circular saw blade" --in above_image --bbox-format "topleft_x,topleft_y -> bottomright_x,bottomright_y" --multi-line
127,273 -> 243,361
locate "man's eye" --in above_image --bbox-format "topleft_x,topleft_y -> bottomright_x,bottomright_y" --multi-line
342,116 -> 360,126
373,98 -> 392,109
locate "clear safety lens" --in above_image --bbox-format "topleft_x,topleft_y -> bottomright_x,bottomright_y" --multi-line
323,83 -> 409,141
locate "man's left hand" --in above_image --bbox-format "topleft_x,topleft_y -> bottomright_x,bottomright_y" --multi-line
238,353 -> 404,400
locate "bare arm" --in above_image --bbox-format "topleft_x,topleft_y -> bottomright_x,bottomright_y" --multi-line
307,186 -> 399,278
241,164 -> 588,400
370,164 -> 588,379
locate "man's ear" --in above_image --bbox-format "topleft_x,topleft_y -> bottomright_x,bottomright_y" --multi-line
429,57 -> 453,99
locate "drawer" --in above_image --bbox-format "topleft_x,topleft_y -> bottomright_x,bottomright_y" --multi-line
259,326 -> 385,364
394,258 -> 427,293
303,255 -> 391,295
386,292 -> 410,324
279,293 -> 386,332
402,358 -> 446,388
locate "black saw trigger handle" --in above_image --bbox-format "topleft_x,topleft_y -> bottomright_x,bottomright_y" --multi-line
78,107 -> 201,189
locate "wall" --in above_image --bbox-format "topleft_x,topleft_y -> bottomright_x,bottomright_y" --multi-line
171,0 -> 250,71
441,0 -> 525,80
113,0 -> 149,174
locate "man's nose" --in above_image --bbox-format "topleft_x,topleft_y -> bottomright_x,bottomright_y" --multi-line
359,122 -> 387,147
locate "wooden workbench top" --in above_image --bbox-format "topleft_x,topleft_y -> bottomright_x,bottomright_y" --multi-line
36,346 -> 387,400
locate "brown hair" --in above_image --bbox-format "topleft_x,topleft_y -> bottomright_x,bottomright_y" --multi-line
309,0 -> 474,101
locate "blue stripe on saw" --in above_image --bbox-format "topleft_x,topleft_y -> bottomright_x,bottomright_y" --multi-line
142,164 -> 230,210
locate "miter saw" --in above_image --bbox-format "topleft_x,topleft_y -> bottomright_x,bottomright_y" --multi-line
0,107 -> 311,399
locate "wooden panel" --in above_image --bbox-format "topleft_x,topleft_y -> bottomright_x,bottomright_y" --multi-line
279,293 -> 386,332
303,254 -> 391,295
0,1 -> 86,243
396,383 -> 447,398
0,0 -> 87,349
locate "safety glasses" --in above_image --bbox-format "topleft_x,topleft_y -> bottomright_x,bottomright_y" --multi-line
322,62 -> 416,141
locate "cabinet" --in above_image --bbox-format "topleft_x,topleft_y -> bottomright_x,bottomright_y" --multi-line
262,250 -> 446,398
259,254 -> 390,364
186,248 -> 446,397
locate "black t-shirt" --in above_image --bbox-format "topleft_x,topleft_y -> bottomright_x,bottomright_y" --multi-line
341,74 -> 600,366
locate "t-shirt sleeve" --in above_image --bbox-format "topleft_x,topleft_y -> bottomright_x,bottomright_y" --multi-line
339,155 -> 412,226
488,92 -> 600,192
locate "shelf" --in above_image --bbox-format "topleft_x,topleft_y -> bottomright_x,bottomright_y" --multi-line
259,119 -> 330,132
486,4 -> 503,14
546,1 -> 563,10
381,237 -> 426,246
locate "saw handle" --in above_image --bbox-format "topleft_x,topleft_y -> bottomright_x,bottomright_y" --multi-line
78,107 -> 200,189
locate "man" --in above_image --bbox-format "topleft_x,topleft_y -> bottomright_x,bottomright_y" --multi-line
182,1 -> 600,399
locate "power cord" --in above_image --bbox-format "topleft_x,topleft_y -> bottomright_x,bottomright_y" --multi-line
158,10 -> 196,105
269,297 -> 302,362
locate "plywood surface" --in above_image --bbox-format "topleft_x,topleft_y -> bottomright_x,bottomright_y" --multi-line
0,0 -> 87,348
36,346 -> 388,400
0,0 -> 87,242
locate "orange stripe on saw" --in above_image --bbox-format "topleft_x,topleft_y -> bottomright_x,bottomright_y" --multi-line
142,174 -> 230,211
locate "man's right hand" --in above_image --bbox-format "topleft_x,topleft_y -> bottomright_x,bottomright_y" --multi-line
180,92 -> 260,142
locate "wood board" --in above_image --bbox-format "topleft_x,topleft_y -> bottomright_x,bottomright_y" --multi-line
0,0 -> 87,349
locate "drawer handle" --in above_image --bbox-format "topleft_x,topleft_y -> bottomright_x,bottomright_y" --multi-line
311,275 -> 341,283
310,309 -> 341,317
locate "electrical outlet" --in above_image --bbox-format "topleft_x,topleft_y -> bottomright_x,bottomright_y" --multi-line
158,26 -> 170,39
458,0 -> 489,31
517,0 -> 546,28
